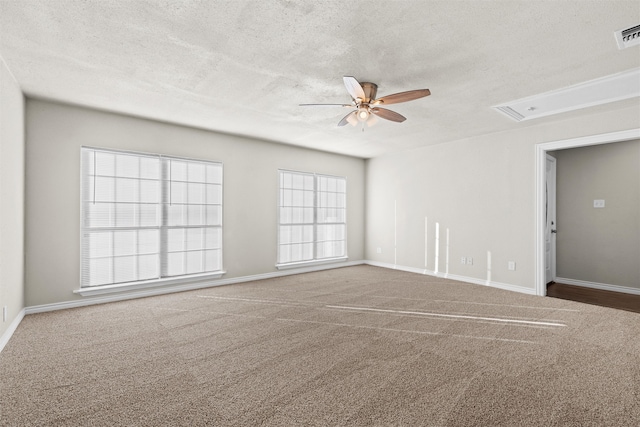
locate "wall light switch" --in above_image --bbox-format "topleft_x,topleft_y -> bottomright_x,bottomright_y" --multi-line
376,247 -> 382,254
508,261 -> 516,271
2,306 -> 6,322
593,199 -> 605,208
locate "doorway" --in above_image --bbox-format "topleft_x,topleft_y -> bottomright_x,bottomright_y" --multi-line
534,128 -> 640,297
544,154 -> 556,285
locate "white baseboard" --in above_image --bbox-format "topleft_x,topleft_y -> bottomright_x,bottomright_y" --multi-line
365,260 -> 437,276
365,260 -> 537,296
25,260 -> 367,315
555,277 -> 640,296
0,308 -> 25,354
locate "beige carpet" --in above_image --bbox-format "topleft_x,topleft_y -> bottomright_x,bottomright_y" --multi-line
1,265 -> 639,426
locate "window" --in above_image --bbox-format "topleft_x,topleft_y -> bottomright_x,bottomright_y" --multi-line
81,148 -> 223,288
277,170 -> 346,266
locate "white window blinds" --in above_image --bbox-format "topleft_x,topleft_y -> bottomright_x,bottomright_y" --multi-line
278,170 -> 346,265
81,148 -> 222,288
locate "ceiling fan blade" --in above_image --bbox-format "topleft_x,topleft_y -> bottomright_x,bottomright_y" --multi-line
299,103 -> 353,107
371,107 -> 407,123
343,76 -> 366,101
372,89 -> 431,106
338,110 -> 357,127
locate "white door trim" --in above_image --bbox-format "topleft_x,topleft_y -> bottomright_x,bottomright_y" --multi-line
534,128 -> 640,296
544,154 -> 557,285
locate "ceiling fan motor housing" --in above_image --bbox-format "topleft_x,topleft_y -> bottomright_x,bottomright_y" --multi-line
360,82 -> 378,103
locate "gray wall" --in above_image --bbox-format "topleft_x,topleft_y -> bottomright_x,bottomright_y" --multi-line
25,99 -> 365,306
555,139 -> 640,289
365,104 -> 640,292
0,58 -> 25,337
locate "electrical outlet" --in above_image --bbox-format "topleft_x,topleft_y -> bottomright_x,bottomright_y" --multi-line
593,199 -> 605,208
376,247 -> 382,254
461,257 -> 466,264
467,257 -> 473,265
508,261 -> 516,271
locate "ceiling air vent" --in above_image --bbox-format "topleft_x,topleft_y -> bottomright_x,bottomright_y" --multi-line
494,106 -> 525,122
614,24 -> 640,49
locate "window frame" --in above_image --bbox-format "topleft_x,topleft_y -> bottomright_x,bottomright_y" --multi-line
77,147 -> 225,295
276,169 -> 348,269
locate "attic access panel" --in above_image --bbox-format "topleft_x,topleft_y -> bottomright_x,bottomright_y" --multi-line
493,68 -> 640,122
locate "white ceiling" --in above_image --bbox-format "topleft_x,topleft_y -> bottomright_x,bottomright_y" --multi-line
1,0 -> 639,158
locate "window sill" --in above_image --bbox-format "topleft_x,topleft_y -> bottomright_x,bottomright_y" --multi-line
74,271 -> 226,296
276,257 -> 348,270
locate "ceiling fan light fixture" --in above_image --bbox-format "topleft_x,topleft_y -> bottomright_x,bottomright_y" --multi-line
346,111 -> 359,126
357,108 -> 369,121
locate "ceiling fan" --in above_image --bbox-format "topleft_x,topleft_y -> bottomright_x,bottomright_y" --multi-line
300,76 -> 431,128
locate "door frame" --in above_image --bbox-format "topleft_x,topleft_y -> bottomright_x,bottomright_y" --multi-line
534,128 -> 640,297
544,154 -> 557,285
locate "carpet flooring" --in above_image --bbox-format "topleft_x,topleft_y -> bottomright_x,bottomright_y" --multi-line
1,265 -> 639,426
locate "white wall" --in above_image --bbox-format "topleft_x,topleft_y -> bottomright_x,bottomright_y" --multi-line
25,100 -> 365,306
365,104 -> 640,292
0,57 -> 25,339
16,96 -> 640,308
555,139 -> 640,289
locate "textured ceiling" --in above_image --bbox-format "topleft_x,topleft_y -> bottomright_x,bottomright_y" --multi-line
1,0 -> 639,158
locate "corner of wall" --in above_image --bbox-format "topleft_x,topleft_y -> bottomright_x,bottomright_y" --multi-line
0,309 -> 25,353
0,54 -> 26,352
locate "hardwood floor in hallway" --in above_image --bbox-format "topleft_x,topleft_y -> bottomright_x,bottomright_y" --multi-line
547,282 -> 640,314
